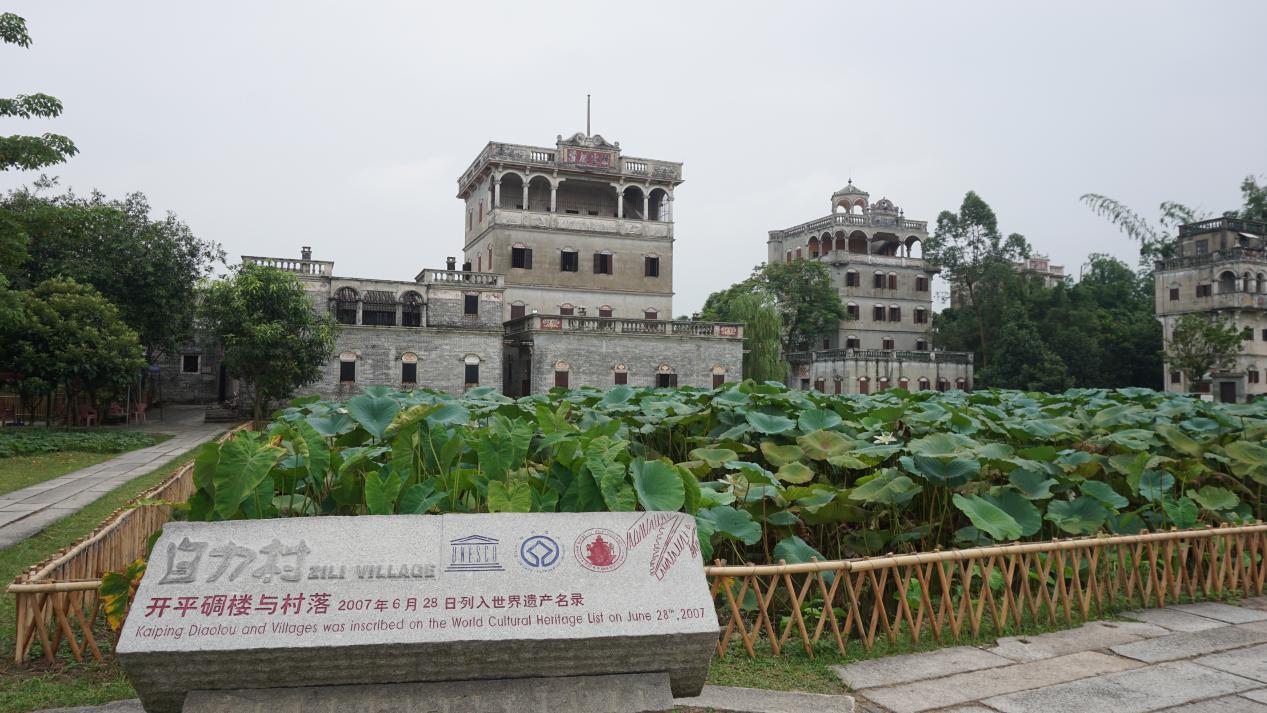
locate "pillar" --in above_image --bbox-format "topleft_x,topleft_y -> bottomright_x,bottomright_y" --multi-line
494,179 -> 502,208
616,186 -> 624,219
395,302 -> 403,326
643,194 -> 650,221
522,182 -> 529,211
664,195 -> 673,222
355,299 -> 363,326
550,184 -> 557,213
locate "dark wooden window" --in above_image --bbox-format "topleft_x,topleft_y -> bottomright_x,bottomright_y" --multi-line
833,378 -> 842,395
814,378 -> 825,392
1169,287 -> 1180,301
464,364 -> 479,386
656,373 -> 678,388
555,370 -> 569,388
339,361 -> 355,383
887,274 -> 898,290
846,337 -> 860,349
918,378 -> 930,391
402,294 -> 422,327
847,304 -> 859,319
559,305 -> 574,316
335,288 -> 358,325
858,379 -> 869,395
712,373 -> 725,388
644,310 -> 658,320
937,379 -> 950,392
873,305 -> 885,321
916,339 -> 928,351
889,306 -> 901,322
401,362 -> 417,384
594,252 -> 613,274
1170,371 -> 1181,384
599,307 -> 613,318
1250,370 -> 1261,384
795,249 -> 801,259
1196,284 -> 1212,297
510,304 -> 525,319
1262,329 -> 1267,341
882,338 -> 895,350
846,271 -> 859,287
915,276 -> 929,292
614,371 -> 628,385
512,246 -> 533,269
914,309 -> 927,324
644,256 -> 660,277
464,294 -> 479,315
560,250 -> 578,272
181,354 -> 200,374
873,272 -> 885,288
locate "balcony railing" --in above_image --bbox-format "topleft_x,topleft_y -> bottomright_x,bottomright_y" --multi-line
458,142 -> 683,193
816,251 -> 931,270
1159,248 -> 1267,271
242,256 -> 334,277
487,208 -> 673,238
414,269 -> 504,287
1179,217 -> 1267,237
768,212 -> 929,240
503,314 -> 743,339
787,349 -> 974,365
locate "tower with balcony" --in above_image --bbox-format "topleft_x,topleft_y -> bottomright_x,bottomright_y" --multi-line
768,182 -> 972,394
456,132 -> 681,321
1155,217 -> 1267,402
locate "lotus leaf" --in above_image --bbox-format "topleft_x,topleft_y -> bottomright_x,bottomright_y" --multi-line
1045,496 -> 1107,534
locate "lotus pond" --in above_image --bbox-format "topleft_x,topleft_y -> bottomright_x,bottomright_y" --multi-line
182,384 -> 1267,565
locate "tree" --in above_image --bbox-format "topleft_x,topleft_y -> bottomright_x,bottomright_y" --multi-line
1165,313 -> 1243,392
756,259 -> 847,353
975,309 -> 1072,392
925,191 -> 1030,367
1,278 -> 145,421
1,185 -> 224,361
200,263 -> 338,420
1,14 -> 77,171
701,290 -> 785,382
1240,175 -> 1267,223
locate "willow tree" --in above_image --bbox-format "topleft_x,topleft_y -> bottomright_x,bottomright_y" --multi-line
727,293 -> 784,383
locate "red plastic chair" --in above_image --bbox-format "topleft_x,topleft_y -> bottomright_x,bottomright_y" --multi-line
132,401 -> 148,425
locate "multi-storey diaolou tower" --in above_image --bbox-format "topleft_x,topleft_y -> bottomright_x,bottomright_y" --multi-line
456,132 -> 682,321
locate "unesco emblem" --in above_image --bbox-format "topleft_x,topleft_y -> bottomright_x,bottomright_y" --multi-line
516,534 -> 562,572
443,534 -> 503,572
574,528 -> 626,573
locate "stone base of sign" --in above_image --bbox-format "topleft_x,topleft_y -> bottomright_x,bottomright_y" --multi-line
180,673 -> 674,713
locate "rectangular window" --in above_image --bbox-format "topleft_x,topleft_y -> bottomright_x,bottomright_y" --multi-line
822,338 -> 830,350
1195,240 -> 1208,255
560,250 -> 579,272
1196,284 -> 1212,297
1262,329 -> 1267,341
889,306 -> 901,322
915,276 -> 929,292
339,361 -> 356,383
1171,370 -> 1181,384
794,249 -> 801,259
181,354 -> 200,374
846,337 -> 860,349
555,370 -> 569,388
599,307 -> 613,318
873,305 -> 885,321
594,252 -> 613,274
916,339 -> 928,351
1243,327 -> 1253,340
847,304 -> 859,319
644,310 -> 658,320
511,246 -> 533,269
914,309 -> 927,324
464,294 -> 479,315
846,272 -> 859,287
887,274 -> 897,290
614,371 -> 628,385
814,378 -> 825,392
464,364 -> 479,386
1169,287 -> 1179,301
656,373 -> 678,388
644,256 -> 660,277
401,362 -> 417,384
874,273 -> 885,289
882,338 -> 895,350
559,305 -> 574,316
712,373 -> 725,388
510,304 -> 525,320
1250,371 -> 1261,384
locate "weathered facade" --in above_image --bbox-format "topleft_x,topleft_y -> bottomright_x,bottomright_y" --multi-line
769,182 -> 974,393
1154,217 -> 1267,402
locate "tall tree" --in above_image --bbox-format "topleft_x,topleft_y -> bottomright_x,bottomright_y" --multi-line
757,259 -> 847,353
701,290 -> 784,382
200,263 -> 338,420
1239,175 -> 1267,223
2,185 -> 224,361
1,13 -> 77,171
924,191 -> 1030,367
1165,313 -> 1243,392
975,308 -> 1072,392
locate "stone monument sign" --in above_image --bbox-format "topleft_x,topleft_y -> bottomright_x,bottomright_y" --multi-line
117,512 -> 718,712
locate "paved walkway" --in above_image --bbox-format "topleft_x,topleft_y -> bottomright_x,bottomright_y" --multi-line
837,598 -> 1267,713
0,406 -> 224,549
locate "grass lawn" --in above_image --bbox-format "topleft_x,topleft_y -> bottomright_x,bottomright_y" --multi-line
0,453 -> 115,498
0,438 -> 217,713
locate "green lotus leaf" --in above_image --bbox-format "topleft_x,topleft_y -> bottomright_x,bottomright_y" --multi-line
698,505 -> 762,545
1009,469 -> 1057,499
723,461 -> 777,484
1045,496 -> 1107,535
826,452 -> 870,469
761,441 -> 805,467
776,461 -> 815,484
631,458 -> 686,512
1137,470 -> 1175,502
747,411 -> 797,435
797,429 -> 852,460
689,447 -> 739,468
764,510 -> 800,527
1225,440 -> 1267,466
899,455 -> 979,486
1154,422 -> 1203,458
1080,480 -> 1128,510
984,489 -> 1042,536
1161,496 -> 1198,529
953,494 -> 1022,541
850,469 -> 921,506
1191,485 -> 1238,511
798,408 -> 843,433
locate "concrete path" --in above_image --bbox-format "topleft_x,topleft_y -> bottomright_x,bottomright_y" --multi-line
836,598 -> 1267,713
0,406 -> 224,549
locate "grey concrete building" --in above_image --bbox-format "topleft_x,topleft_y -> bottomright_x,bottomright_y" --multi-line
768,181 -> 974,393
1154,217 -> 1267,402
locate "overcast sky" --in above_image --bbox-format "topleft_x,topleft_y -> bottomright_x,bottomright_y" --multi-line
4,1 -> 1265,313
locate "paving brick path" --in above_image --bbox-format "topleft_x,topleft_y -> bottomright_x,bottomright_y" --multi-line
0,406 -> 224,550
837,598 -> 1267,713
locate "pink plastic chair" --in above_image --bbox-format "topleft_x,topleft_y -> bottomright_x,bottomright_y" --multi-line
132,401 -> 148,425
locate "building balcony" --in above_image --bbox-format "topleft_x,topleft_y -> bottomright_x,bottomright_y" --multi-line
459,141 -> 683,195
242,256 -> 334,277
769,212 -> 929,241
414,269 -> 505,287
786,349 -> 973,365
817,250 -> 932,270
1179,217 -> 1267,238
503,314 -> 743,340
1158,248 -> 1267,272
485,208 -> 673,240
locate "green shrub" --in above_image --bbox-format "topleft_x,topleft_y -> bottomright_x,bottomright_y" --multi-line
0,429 -> 160,458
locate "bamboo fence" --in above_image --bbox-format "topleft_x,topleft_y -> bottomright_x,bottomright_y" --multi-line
8,424 -> 248,664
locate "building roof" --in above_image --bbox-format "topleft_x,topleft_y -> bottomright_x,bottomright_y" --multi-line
833,180 -> 869,198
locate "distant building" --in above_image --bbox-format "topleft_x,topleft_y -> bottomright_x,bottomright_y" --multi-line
949,254 -> 1066,307
766,181 -> 973,394
158,130 -> 744,404
1154,217 -> 1267,402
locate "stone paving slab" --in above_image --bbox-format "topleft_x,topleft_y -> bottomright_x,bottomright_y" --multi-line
987,620 -> 1168,662
857,651 -> 1140,713
34,702 -> 142,713
1122,607 -> 1227,632
1168,602 -> 1267,624
1109,623 -> 1267,663
1242,597 -> 1267,612
674,686 -> 854,712
831,646 -> 1011,689
1246,689 -> 1267,704
1195,642 -> 1267,683
981,661 -> 1261,713
1153,694 -> 1267,712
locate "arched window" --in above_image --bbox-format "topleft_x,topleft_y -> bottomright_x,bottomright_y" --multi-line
401,352 -> 418,384
649,188 -> 671,221
402,291 -> 422,327
463,354 -> 481,388
915,338 -> 928,351
554,360 -> 570,389
918,377 -> 930,391
846,302 -> 860,319
1258,273 -> 1266,294
878,377 -> 890,392
914,308 -> 928,324
509,300 -> 526,320
899,377 -> 909,390
644,309 -> 659,320
845,334 -> 860,349
1245,272 -> 1254,293
1219,271 -> 1238,294
955,377 -> 966,391
857,376 -> 869,395
559,303 -> 575,316
873,271 -> 886,289
835,232 -> 848,251
656,363 -> 677,388
888,304 -> 901,322
814,377 -> 825,392
338,351 -> 357,383
887,272 -> 898,290
598,304 -> 613,318
833,376 -> 842,395
362,290 -> 397,326
937,378 -> 950,392
808,236 -> 820,258
334,287 -> 358,325
498,172 -> 525,209
845,269 -> 859,287
613,363 -> 629,386
712,365 -> 727,389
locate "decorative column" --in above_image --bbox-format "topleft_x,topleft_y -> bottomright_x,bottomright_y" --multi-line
616,186 -> 624,219
664,194 -> 673,222
550,182 -> 557,213
522,182 -> 529,211
394,302 -> 403,326
643,193 -> 650,221
355,299 -> 363,326
494,179 -> 502,208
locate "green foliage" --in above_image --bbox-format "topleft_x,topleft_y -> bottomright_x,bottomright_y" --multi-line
1241,175 -> 1267,223
1166,313 -> 1245,390
180,383 -> 1267,563
0,429 -> 159,458
0,13 -> 78,171
702,260 -> 845,355
199,263 -> 338,420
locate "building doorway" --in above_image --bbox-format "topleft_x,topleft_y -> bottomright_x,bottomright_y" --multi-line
1219,381 -> 1238,403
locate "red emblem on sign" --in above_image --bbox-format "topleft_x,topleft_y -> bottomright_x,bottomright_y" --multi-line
574,528 -> 626,573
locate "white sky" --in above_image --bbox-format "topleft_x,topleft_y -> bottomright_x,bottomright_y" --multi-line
4,1 -> 1265,314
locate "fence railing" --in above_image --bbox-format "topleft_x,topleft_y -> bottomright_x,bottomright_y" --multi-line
706,523 -> 1267,658
8,424 -> 249,664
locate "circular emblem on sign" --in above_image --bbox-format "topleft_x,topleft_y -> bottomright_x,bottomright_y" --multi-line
516,534 -> 562,572
574,528 -> 626,573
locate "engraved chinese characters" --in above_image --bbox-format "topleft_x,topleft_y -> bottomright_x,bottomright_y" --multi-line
117,513 -> 719,713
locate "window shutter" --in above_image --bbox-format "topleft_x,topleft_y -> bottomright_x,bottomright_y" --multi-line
888,274 -> 897,290
524,248 -> 532,269
594,253 -> 601,273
